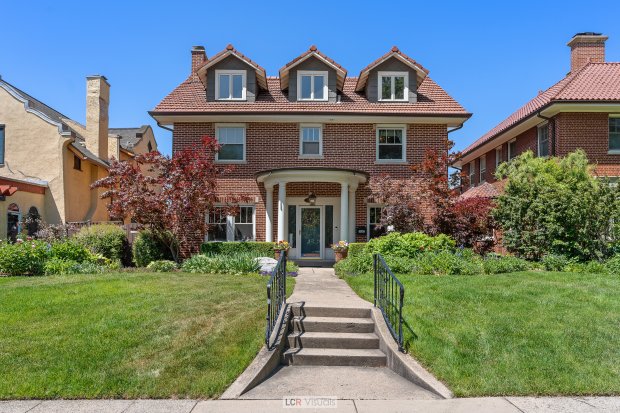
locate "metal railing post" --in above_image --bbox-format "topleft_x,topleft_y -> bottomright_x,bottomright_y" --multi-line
373,253 -> 406,352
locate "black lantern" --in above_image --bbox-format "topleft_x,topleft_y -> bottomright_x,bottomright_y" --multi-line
304,192 -> 317,205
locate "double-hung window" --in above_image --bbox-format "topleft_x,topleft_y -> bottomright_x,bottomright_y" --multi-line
216,125 -> 245,162
368,206 -> 386,240
0,125 -> 4,165
495,146 -> 502,167
609,116 -> 620,152
479,156 -> 486,183
215,70 -> 246,100
376,126 -> 406,162
468,161 -> 475,188
508,139 -> 517,160
297,71 -> 327,101
378,71 -> 408,101
300,125 -> 322,157
538,123 -> 549,157
206,206 -> 255,241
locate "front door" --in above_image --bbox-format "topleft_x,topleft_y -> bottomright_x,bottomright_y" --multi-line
300,206 -> 322,258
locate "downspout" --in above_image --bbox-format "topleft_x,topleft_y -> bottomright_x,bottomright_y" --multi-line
536,112 -> 555,156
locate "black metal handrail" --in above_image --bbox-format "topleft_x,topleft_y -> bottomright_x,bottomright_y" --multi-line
374,253 -> 405,351
265,253 -> 287,349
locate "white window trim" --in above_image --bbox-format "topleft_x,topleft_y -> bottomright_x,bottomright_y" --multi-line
508,139 -> 517,160
479,156 -> 486,183
375,124 -> 407,163
205,205 -> 256,242
215,123 -> 246,163
299,124 -> 323,158
468,161 -> 475,188
495,146 -> 502,168
377,71 -> 409,102
537,122 -> 549,157
609,115 -> 620,154
367,204 -> 384,241
297,70 -> 328,101
214,69 -> 247,101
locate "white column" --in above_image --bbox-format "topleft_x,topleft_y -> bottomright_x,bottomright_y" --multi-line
265,185 -> 273,242
340,182 -> 349,242
348,185 -> 357,242
277,181 -> 286,242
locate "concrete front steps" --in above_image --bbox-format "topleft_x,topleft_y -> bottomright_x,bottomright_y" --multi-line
283,305 -> 387,367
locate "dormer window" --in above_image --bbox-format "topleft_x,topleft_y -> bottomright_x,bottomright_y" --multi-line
378,71 -> 408,101
215,70 -> 246,100
297,71 -> 328,101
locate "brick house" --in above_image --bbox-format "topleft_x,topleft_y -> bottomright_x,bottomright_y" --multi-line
150,45 -> 470,261
454,33 -> 620,197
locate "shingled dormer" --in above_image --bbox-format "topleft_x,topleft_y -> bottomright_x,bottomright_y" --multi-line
196,44 -> 267,102
355,46 -> 429,103
279,46 -> 347,103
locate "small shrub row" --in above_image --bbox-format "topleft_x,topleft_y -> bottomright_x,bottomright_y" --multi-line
364,232 -> 455,258
200,241 -> 275,256
146,260 -> 177,272
182,252 -> 262,274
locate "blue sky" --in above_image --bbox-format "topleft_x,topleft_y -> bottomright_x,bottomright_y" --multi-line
2,0 -> 620,155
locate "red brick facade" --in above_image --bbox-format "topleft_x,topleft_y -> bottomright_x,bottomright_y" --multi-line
173,122 -> 448,243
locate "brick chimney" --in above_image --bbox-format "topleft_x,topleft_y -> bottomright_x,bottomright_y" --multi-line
85,75 -> 110,161
191,46 -> 207,74
567,32 -> 608,73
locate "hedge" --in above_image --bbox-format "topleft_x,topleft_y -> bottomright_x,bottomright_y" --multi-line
348,243 -> 366,258
200,241 -> 275,256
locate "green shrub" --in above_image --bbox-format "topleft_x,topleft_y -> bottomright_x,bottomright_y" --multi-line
146,260 -> 177,272
605,255 -> 620,274
364,232 -> 455,258
482,254 -> 531,274
0,240 -> 50,275
564,260 -> 607,274
73,261 -> 108,274
541,254 -> 572,272
74,224 -> 130,265
347,243 -> 366,258
50,241 -> 91,263
182,252 -> 261,274
334,253 -> 373,276
44,257 -> 79,275
133,230 -> 173,267
200,241 -> 275,256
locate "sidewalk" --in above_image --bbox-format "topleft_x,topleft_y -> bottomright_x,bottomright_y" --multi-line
2,397 -> 620,412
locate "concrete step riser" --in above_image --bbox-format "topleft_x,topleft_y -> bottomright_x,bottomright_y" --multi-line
291,319 -> 375,334
284,353 -> 386,367
288,335 -> 380,349
291,306 -> 371,318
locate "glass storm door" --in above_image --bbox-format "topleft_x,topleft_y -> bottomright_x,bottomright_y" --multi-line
300,207 -> 322,258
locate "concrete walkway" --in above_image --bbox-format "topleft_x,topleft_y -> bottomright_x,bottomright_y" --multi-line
2,397 -> 620,412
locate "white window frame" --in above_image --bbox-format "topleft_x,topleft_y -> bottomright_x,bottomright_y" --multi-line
214,69 -> 247,101
205,205 -> 256,242
215,124 -> 246,163
609,115 -> 620,154
367,204 -> 385,241
377,71 -> 409,102
495,146 -> 502,168
376,124 -> 407,163
479,156 -> 486,183
297,70 -> 328,101
468,161 -> 475,188
508,139 -> 517,160
299,124 -> 323,158
537,122 -> 550,157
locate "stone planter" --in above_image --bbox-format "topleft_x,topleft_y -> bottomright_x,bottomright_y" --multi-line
334,250 -> 348,262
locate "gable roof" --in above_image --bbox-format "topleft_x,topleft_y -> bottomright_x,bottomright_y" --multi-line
196,44 -> 268,89
459,180 -> 506,200
279,46 -> 347,90
109,125 -> 152,151
355,46 -> 430,92
460,62 -> 620,159
151,74 -> 469,118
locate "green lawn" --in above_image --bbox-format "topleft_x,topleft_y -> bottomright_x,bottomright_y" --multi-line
0,272 -> 294,399
343,271 -> 620,397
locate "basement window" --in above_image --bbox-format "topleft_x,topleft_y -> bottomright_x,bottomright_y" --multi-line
73,154 -> 82,171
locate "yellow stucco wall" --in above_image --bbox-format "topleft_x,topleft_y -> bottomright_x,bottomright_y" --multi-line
0,190 -> 46,240
0,87 -> 65,224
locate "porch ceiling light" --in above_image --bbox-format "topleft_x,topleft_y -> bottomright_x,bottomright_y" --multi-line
304,192 -> 317,205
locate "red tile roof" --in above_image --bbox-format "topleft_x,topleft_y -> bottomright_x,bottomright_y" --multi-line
280,45 -> 347,73
355,46 -> 429,92
459,180 -> 506,200
279,46 -> 348,91
461,63 -> 620,157
196,44 -> 268,89
152,74 -> 469,116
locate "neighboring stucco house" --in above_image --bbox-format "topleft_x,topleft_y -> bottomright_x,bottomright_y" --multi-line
0,75 -> 158,239
454,32 -> 620,197
150,44 -> 470,262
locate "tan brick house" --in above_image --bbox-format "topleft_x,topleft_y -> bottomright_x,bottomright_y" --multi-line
454,33 -> 620,197
0,75 -> 158,239
150,45 -> 470,262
